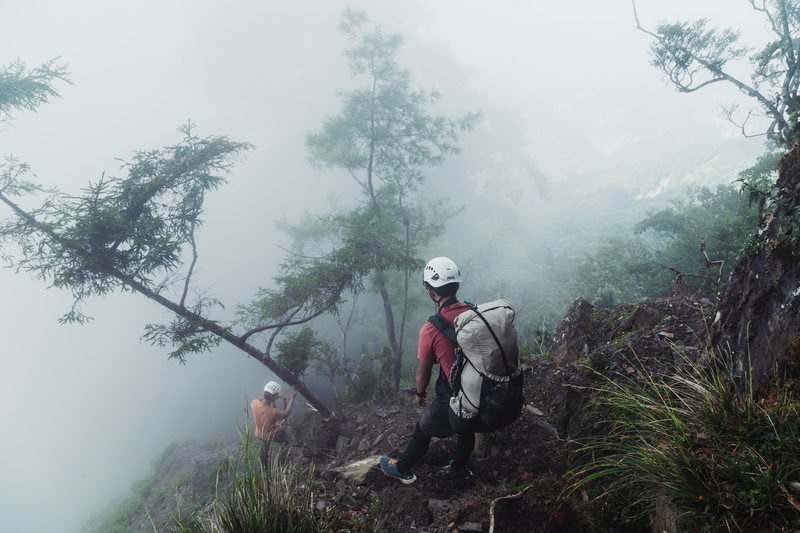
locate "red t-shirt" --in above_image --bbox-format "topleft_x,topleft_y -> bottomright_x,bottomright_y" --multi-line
417,301 -> 471,386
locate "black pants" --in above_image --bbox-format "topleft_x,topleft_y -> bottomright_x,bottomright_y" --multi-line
397,374 -> 475,473
258,429 -> 289,467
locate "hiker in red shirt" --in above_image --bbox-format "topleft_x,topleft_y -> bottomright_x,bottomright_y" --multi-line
380,257 -> 475,484
251,381 -> 297,465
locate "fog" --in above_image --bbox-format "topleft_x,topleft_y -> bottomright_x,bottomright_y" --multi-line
0,1 -> 769,531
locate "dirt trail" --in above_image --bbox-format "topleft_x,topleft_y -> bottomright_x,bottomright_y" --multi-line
296,294 -> 713,532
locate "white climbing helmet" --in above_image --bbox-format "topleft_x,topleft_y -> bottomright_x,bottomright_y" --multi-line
423,257 -> 462,288
264,381 -> 281,395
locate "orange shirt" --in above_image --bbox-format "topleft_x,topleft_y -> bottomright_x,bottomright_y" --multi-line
251,399 -> 285,439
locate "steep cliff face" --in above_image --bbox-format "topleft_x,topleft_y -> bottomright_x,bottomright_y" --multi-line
78,441 -> 227,533
711,143 -> 800,388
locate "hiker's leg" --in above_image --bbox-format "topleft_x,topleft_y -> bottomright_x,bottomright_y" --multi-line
397,375 -> 455,472
419,374 -> 457,439
396,422 -> 431,472
272,429 -> 290,446
258,438 -> 269,469
274,430 -> 291,462
451,431 -> 475,471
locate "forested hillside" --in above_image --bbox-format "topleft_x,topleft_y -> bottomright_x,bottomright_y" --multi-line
3,2 -> 800,532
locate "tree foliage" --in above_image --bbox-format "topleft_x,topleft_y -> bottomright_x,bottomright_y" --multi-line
634,184 -> 759,279
574,185 -> 759,306
0,60 -> 350,418
309,337 -> 347,397
633,0 -> 800,148
0,59 -> 72,121
299,8 -> 480,388
2,123 -> 252,323
572,237 -> 666,308
632,1 -> 800,268
274,326 -> 325,378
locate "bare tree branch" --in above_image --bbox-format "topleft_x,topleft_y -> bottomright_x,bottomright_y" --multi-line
661,241 -> 725,288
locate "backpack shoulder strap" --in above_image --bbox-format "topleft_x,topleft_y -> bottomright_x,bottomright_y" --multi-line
427,312 -> 457,345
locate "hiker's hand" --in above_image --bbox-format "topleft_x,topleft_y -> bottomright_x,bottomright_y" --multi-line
416,395 -> 427,408
291,388 -> 298,398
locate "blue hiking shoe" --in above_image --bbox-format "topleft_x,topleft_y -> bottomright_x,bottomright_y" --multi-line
379,456 -> 416,484
440,460 -> 473,479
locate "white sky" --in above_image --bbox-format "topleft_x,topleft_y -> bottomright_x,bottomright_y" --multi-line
0,1 -> 772,531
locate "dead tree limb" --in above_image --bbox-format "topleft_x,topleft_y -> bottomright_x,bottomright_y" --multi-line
489,486 -> 533,533
662,241 -> 725,288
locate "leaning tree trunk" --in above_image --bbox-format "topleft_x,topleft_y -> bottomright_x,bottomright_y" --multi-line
120,276 -> 335,419
711,142 -> 800,389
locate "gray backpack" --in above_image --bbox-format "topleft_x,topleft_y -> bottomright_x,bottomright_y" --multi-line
428,299 -> 523,433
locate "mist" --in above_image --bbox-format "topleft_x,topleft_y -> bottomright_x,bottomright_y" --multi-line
0,1 -> 769,531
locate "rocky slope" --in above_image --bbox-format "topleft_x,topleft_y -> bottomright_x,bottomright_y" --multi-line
711,143 -> 800,390
300,293 -> 715,533
78,440 -> 229,533
83,283 -> 797,532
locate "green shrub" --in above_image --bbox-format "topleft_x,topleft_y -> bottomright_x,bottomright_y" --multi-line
344,346 -> 394,403
173,427 -> 320,533
344,366 -> 377,403
740,234 -> 761,257
572,355 -> 800,531
275,326 -> 325,378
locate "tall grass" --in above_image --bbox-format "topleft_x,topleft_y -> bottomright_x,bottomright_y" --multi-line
173,427 -> 319,533
572,352 -> 800,531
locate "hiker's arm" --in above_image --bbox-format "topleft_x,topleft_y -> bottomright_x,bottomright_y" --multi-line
280,388 -> 298,418
415,360 -> 434,407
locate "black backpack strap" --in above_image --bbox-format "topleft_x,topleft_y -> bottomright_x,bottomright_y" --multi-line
428,311 -> 461,392
427,313 -> 457,345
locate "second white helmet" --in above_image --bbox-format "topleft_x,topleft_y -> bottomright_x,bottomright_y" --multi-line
423,257 -> 462,288
264,381 -> 281,395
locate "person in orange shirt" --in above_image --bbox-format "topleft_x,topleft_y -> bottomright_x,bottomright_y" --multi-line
251,381 -> 297,465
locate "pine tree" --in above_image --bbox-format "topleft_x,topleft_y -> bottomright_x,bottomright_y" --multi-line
303,9 -> 480,387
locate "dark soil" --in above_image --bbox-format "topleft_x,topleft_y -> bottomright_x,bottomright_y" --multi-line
291,292 -> 717,533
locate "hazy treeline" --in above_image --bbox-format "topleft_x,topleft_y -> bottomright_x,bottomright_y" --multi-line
261,9 -> 773,397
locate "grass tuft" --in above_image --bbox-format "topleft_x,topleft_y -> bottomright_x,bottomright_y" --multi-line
172,426 -> 319,533
570,351 -> 800,531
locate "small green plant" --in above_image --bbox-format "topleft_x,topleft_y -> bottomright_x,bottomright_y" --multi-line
309,339 -> 348,398
502,479 -> 529,492
371,498 -> 384,516
173,426 -> 320,533
274,326 -> 325,378
741,234 -> 761,257
205,455 -> 227,493
344,365 -> 377,403
344,346 -> 394,402
520,323 -> 552,356
738,175 -> 800,246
